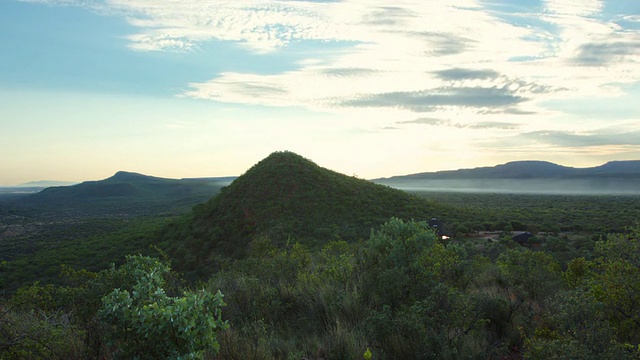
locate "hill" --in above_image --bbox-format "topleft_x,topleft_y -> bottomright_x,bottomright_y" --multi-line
16,171 -> 234,217
159,151 -> 460,275
374,160 -> 640,194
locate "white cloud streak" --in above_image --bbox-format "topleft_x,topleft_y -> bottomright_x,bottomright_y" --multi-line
544,0 -> 604,17
21,0 -> 640,157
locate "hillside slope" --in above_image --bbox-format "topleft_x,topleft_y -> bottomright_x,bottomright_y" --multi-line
18,171 -> 233,217
159,151 -> 459,274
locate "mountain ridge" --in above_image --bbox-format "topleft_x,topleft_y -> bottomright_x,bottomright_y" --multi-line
373,160 -> 640,194
375,160 -> 640,181
16,171 -> 235,217
9,159 -> 638,187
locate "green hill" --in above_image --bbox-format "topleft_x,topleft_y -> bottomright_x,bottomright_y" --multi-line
19,171 -> 233,217
159,151 -> 460,274
0,172 -> 236,292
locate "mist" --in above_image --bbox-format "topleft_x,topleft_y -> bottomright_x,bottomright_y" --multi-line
372,178 -> 640,195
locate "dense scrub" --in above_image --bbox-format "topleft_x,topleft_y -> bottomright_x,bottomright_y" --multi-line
414,191 -> 640,234
1,255 -> 227,359
0,217 -> 166,293
204,220 -> 640,359
3,219 -> 639,359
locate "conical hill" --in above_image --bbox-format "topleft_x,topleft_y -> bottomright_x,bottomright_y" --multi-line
160,151 -> 453,273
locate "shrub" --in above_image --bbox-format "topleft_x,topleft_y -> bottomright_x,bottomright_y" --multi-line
98,255 -> 228,359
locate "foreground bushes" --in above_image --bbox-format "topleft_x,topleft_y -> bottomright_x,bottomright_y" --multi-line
208,220 -> 640,359
1,255 -> 227,359
2,220 -> 640,359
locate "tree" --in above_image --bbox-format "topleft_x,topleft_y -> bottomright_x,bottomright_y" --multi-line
590,230 -> 640,344
361,218 -> 483,358
496,248 -> 562,303
524,228 -> 640,359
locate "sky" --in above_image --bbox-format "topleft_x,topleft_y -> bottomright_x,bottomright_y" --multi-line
1,0 -> 639,185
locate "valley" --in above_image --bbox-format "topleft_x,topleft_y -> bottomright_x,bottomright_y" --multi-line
1,151 -> 639,359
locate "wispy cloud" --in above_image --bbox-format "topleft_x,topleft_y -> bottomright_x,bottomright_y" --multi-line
21,0 -> 640,137
544,0 -> 604,17
410,32 -> 477,56
398,118 -> 520,130
573,40 -> 640,66
318,68 -> 381,78
622,15 -> 640,23
521,130 -> 640,147
345,86 -> 527,112
433,68 -> 500,81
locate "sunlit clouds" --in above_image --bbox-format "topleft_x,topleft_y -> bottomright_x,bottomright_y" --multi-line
1,0 -> 639,184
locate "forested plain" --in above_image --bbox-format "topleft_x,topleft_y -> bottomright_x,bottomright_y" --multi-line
1,152 -> 639,359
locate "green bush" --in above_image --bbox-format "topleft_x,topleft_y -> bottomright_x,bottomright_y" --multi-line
98,255 -> 229,359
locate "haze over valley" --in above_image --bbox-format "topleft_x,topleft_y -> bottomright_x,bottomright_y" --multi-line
374,160 -> 640,194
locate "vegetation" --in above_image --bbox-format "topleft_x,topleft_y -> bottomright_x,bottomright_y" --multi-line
413,191 -> 640,234
1,255 -> 227,359
4,219 -> 639,359
158,152 -> 470,277
99,255 -> 228,359
1,151 -> 639,358
16,171 -> 231,218
0,217 -> 166,293
0,172 -> 230,292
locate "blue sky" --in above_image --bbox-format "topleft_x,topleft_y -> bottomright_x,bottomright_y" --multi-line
1,0 -> 639,185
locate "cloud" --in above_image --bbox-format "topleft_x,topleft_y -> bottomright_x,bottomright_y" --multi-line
521,130 -> 640,147
544,0 -> 604,17
573,40 -> 640,66
23,0 -> 640,128
183,72 -> 293,107
434,68 -> 500,81
344,86 -> 527,112
318,68 -> 381,77
398,118 -> 520,130
471,121 -> 521,130
622,15 -> 640,23
227,81 -> 289,97
363,6 -> 416,26
502,108 -> 538,115
398,117 -> 446,126
410,32 -> 477,56
93,0 -> 359,53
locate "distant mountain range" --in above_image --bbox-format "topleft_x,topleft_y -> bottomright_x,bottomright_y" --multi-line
19,180 -> 78,187
29,171 -> 234,199
3,159 -> 639,200
376,160 -> 640,180
11,171 -> 236,217
374,160 -> 640,194
0,181 -> 78,195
